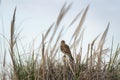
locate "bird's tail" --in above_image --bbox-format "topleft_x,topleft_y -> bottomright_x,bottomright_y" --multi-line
68,54 -> 74,63
68,54 -> 75,71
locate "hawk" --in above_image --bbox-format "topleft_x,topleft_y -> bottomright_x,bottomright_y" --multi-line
60,40 -> 74,62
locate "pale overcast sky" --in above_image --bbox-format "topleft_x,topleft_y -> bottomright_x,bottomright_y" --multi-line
0,0 -> 120,62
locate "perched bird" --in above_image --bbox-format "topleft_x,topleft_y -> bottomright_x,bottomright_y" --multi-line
60,40 -> 74,62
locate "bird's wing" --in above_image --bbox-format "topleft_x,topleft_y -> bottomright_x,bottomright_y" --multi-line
63,44 -> 71,54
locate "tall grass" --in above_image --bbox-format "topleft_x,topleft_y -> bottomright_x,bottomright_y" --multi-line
0,3 -> 120,80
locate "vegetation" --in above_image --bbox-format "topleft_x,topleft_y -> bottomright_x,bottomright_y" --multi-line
0,3 -> 120,80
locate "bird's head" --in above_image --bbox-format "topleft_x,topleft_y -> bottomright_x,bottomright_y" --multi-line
61,40 -> 65,44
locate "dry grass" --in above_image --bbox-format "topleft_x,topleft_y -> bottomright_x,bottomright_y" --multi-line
0,3 -> 120,80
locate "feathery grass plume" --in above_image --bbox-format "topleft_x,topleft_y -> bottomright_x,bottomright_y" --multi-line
70,28 -> 85,49
107,37 -> 114,70
56,2 -> 72,26
96,23 -> 109,80
111,44 -> 120,68
68,9 -> 83,27
88,34 -> 101,67
90,34 -> 100,67
48,3 -> 72,45
97,23 -> 109,69
9,7 -> 19,80
51,46 -> 59,62
50,26 -> 64,58
44,23 -> 54,41
97,23 -> 110,50
73,29 -> 85,75
61,10 -> 83,42
70,5 -> 89,43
